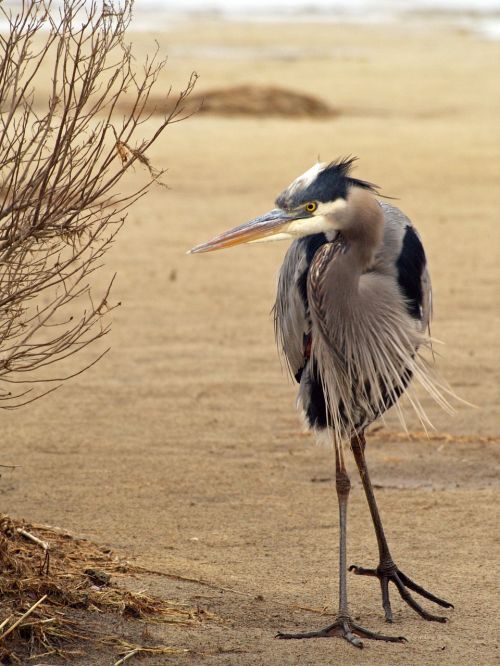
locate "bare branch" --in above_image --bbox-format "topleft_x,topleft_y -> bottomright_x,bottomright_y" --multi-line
0,0 -> 196,407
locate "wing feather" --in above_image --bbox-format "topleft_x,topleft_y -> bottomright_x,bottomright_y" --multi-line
273,234 -> 327,382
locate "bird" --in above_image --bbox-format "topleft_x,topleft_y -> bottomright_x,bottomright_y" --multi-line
189,157 -> 454,648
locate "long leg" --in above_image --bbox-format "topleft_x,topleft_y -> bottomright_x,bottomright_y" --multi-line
349,433 -> 453,623
277,441 -> 405,647
335,443 -> 351,619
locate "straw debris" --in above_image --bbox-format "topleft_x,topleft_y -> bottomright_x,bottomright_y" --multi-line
0,515 -> 206,663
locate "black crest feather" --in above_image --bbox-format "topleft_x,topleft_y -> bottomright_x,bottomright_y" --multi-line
276,156 -> 379,210
324,156 -> 380,195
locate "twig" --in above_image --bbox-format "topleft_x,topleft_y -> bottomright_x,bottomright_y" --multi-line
113,646 -> 189,665
114,648 -> 141,665
128,565 -> 255,598
0,594 -> 48,641
368,429 -> 499,444
0,616 -> 11,631
17,527 -> 50,573
128,564 -> 335,615
292,604 -> 334,616
21,617 -> 55,626
17,527 -> 49,551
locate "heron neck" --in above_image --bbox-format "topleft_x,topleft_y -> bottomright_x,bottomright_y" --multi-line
326,241 -> 364,308
316,192 -> 384,310
340,188 -> 384,270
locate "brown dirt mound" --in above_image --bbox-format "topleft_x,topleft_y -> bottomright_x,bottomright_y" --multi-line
143,84 -> 337,118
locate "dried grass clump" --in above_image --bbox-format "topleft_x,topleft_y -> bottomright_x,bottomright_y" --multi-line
0,515 -> 206,663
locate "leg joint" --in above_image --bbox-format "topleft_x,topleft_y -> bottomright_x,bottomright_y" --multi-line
336,470 -> 351,496
377,558 -> 396,575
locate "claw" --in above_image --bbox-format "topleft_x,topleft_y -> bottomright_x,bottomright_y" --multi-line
349,564 -> 376,576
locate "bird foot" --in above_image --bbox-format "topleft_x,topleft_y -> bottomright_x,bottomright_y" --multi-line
276,615 -> 407,648
349,562 -> 453,623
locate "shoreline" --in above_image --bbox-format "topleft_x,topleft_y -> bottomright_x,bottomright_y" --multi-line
125,5 -> 500,40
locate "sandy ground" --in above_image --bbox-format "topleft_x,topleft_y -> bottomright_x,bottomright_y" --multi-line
2,18 -> 500,665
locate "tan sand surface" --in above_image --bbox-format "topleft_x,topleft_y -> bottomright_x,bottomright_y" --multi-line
2,18 -> 499,664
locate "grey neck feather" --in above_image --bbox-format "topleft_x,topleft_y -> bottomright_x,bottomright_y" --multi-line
337,187 -> 384,269
319,188 -> 385,310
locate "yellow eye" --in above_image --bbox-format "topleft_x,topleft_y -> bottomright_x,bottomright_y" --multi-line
305,202 -> 317,213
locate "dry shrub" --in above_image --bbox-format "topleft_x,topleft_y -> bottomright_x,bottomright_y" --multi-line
0,0 -> 196,408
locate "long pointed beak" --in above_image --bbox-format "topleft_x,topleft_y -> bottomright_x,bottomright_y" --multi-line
188,209 -> 296,254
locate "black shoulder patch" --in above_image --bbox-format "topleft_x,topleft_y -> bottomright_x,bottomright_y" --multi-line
396,225 -> 426,319
296,233 -> 328,304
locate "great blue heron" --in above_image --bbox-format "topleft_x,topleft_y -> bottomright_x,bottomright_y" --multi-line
189,158 -> 454,647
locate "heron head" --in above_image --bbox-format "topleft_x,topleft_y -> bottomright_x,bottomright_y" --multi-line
188,157 -> 378,254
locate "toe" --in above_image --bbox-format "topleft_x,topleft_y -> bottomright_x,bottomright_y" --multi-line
349,564 -> 378,577
393,576 -> 448,622
379,577 -> 393,622
397,570 -> 454,609
345,631 -> 364,648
